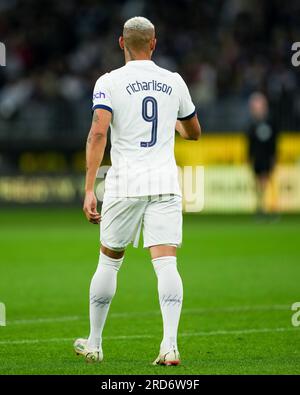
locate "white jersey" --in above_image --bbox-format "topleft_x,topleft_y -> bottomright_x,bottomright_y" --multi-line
92,60 -> 195,197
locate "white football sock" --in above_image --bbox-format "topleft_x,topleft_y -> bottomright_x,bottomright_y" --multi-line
152,256 -> 183,353
87,251 -> 123,350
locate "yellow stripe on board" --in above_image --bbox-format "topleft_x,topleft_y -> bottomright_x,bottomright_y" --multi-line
175,133 -> 300,165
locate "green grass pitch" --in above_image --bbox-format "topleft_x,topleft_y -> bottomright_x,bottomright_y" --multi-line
0,208 -> 300,375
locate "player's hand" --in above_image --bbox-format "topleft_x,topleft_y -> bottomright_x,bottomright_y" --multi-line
83,190 -> 101,224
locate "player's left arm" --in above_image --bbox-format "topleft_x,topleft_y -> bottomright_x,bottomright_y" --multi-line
175,114 -> 201,140
83,108 -> 111,224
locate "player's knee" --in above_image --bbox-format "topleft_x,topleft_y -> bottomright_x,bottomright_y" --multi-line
97,250 -> 124,274
101,245 -> 125,259
149,245 -> 177,260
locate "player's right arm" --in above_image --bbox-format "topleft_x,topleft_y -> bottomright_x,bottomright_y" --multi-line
83,109 -> 111,224
83,74 -> 113,224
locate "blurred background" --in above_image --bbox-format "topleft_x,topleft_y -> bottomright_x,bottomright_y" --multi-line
0,0 -> 300,212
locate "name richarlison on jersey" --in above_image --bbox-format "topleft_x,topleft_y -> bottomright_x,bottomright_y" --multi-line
126,80 -> 172,96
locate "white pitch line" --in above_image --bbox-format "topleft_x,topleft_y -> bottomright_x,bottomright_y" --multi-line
7,304 -> 289,326
0,327 -> 297,346
180,327 -> 298,337
11,316 -> 81,325
10,316 -> 83,325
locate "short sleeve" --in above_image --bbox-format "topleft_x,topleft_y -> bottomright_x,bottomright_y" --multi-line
175,73 -> 196,120
92,74 -> 113,113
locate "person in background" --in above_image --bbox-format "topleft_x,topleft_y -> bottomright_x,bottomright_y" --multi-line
247,92 -> 278,215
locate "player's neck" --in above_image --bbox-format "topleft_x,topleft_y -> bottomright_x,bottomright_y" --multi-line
124,49 -> 152,64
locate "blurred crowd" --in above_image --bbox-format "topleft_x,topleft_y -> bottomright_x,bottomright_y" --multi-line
0,0 -> 300,142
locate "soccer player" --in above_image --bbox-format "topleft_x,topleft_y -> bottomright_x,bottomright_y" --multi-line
74,16 -> 201,365
247,92 -> 278,215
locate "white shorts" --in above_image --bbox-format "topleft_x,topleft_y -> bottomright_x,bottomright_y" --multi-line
100,194 -> 182,251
